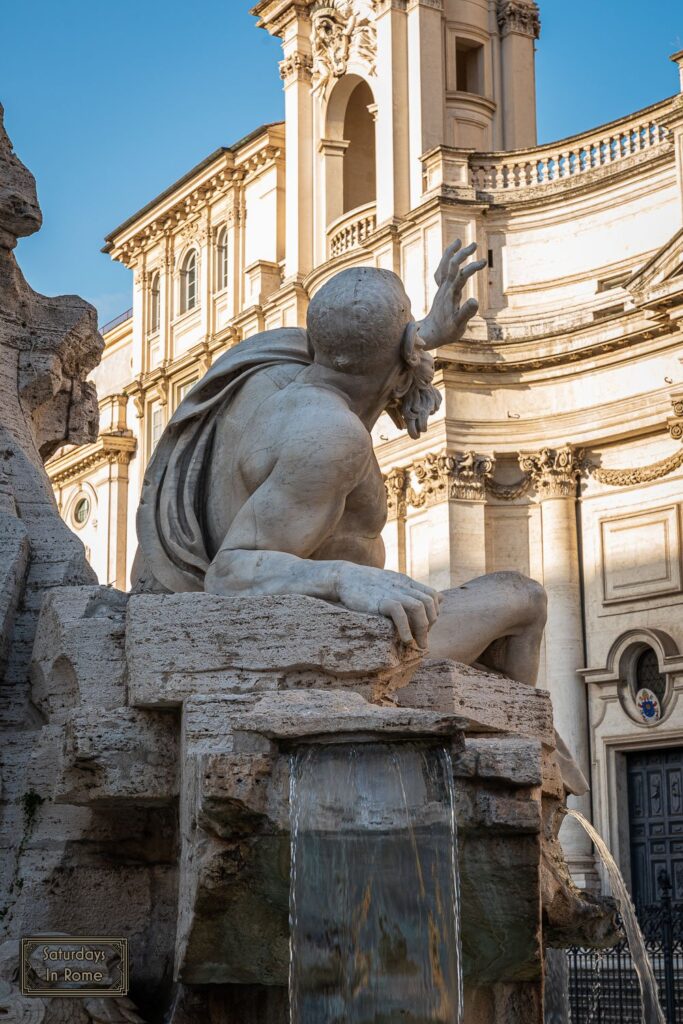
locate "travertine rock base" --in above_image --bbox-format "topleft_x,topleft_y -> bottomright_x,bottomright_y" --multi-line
5,586 -> 616,1023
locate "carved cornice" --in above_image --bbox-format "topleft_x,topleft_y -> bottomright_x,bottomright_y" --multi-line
47,433 -> 137,487
518,446 -> 581,499
497,0 -> 540,39
108,136 -> 281,268
279,51 -> 314,82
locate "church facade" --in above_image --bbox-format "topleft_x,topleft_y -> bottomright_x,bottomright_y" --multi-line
47,0 -> 683,893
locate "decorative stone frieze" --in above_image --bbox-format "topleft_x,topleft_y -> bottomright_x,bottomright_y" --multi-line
407,0 -> 443,9
406,450 -> 494,508
497,0 -> 541,39
310,0 -> 377,96
486,475 -> 532,502
383,466 -> 408,520
518,446 -> 581,499
279,51 -> 314,83
586,448 -> 683,487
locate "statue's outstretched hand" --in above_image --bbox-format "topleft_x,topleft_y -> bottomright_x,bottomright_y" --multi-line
418,239 -> 487,350
336,563 -> 441,649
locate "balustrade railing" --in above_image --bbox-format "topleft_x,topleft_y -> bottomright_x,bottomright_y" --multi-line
328,202 -> 377,259
470,99 -> 674,193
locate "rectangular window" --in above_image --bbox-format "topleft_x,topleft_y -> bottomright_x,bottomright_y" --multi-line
177,379 -> 197,406
150,403 -> 164,451
456,39 -> 484,95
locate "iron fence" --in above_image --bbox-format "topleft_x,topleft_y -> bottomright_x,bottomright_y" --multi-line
566,882 -> 683,1023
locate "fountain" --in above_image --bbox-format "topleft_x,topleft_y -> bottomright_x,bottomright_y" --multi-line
565,810 -> 665,1024
0,102 -> 619,1022
289,741 -> 462,1024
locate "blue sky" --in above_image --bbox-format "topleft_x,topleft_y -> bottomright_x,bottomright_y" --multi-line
2,1 -> 681,327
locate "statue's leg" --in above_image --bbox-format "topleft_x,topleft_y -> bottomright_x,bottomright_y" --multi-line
428,571 -> 547,686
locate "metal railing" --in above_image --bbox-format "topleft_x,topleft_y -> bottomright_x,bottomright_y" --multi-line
100,307 -> 133,335
565,878 -> 683,1023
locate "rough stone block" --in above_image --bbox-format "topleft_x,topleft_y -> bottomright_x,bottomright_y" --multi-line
456,736 -> 543,788
231,689 -> 467,744
395,659 -> 555,746
30,585 -> 128,720
126,593 -> 421,707
0,514 -> 29,675
57,707 -> 179,806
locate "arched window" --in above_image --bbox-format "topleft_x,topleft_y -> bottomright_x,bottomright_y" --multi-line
181,251 -> 198,313
149,271 -> 160,333
342,80 -> 376,214
217,228 -> 229,292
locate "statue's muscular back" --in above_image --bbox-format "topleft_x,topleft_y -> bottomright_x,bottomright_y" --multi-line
205,362 -> 387,569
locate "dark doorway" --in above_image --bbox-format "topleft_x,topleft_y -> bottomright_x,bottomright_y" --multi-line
627,746 -> 683,907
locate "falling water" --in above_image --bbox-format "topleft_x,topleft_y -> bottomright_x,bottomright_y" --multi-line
289,741 -> 462,1024
565,809 -> 665,1024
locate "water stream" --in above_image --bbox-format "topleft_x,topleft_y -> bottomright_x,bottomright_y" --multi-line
289,741 -> 462,1024
565,809 -> 665,1024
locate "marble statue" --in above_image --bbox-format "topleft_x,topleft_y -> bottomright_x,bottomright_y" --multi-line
134,242 -> 554,694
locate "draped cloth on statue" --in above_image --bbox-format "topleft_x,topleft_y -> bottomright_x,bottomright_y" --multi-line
135,327 -> 312,594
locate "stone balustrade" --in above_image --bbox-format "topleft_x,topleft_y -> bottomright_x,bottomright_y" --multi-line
327,201 -> 377,258
470,97 -> 674,193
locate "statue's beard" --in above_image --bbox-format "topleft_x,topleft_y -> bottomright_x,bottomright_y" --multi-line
386,340 -> 442,440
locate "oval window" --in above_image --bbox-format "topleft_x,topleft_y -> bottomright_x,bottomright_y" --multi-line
73,496 -> 90,526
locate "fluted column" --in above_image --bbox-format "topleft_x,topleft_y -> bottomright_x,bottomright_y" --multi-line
519,446 -> 595,886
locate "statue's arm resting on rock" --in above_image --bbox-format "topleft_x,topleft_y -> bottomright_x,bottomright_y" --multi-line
204,418 -> 440,648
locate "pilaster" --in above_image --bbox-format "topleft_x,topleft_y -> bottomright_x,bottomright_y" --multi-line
374,0 -> 411,222
406,0 -> 445,209
279,15 -> 314,280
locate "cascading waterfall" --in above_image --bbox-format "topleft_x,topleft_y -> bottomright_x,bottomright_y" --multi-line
289,741 -> 463,1024
565,809 -> 665,1024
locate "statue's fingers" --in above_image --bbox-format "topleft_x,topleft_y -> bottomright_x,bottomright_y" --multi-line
435,238 -> 463,286
408,588 -> 440,626
379,599 -> 414,645
453,296 -> 480,334
446,241 -> 479,284
452,257 -> 487,293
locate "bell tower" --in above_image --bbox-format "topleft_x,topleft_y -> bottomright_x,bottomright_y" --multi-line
252,0 -> 540,278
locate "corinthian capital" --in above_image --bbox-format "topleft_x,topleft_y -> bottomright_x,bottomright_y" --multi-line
279,52 -> 313,83
384,467 -> 408,520
448,451 -> 494,501
497,0 -> 540,39
407,450 -> 494,508
518,446 -> 581,500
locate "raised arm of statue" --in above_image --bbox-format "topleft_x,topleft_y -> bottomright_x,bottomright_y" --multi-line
417,239 -> 487,350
